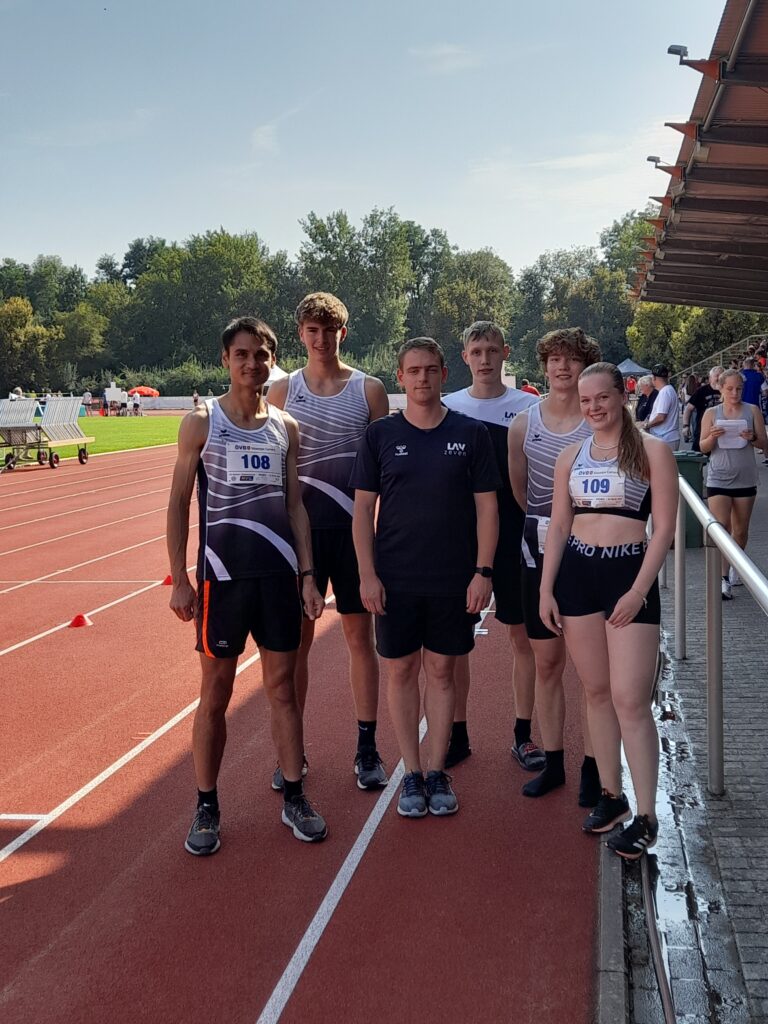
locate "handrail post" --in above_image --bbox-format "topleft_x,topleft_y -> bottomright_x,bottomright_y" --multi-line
674,494 -> 686,659
705,533 -> 725,795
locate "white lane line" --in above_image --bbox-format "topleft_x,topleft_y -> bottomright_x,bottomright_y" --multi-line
0,505 -> 168,558
0,596 -> 337,863
256,601 -> 495,1024
1,469 -> 172,514
0,451 -> 175,500
0,527 -> 198,596
0,814 -> 46,821
0,579 -> 161,585
0,487 -> 169,533
62,441 -> 177,461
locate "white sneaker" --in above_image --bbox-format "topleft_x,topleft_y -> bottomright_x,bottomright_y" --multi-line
728,567 -> 743,586
721,577 -> 733,600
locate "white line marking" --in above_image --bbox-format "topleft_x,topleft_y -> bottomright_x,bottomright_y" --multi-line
0,505 -> 168,558
62,441 -> 178,461
0,579 -> 161,585
0,814 -> 46,821
1,469 -> 172,514
0,487 -> 168,533
0,451 -> 175,500
256,601 -> 495,1024
0,597 -> 336,863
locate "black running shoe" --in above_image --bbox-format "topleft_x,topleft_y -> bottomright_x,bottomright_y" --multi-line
582,790 -> 632,834
354,746 -> 388,789
511,740 -> 546,772
444,734 -> 472,770
606,814 -> 658,859
184,804 -> 221,856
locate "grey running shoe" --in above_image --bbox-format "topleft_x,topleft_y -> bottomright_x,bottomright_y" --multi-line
511,740 -> 546,772
184,804 -> 221,856
582,790 -> 632,834
282,794 -> 328,842
425,770 -> 459,816
271,755 -> 309,791
354,746 -> 388,790
397,771 -> 427,818
721,577 -> 733,601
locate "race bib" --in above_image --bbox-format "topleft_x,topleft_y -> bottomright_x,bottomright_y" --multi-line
536,516 -> 550,554
225,442 -> 282,486
570,466 -> 625,509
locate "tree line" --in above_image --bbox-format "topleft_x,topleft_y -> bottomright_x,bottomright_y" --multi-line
2,206 -> 767,397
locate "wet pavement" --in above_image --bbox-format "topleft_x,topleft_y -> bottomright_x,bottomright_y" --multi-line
624,460 -> 768,1023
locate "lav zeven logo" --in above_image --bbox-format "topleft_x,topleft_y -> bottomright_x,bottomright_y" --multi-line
394,444 -> 408,457
444,442 -> 467,456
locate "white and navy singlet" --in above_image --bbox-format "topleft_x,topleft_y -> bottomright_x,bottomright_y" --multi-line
522,402 -> 591,567
197,400 -> 297,581
568,437 -> 651,520
284,369 -> 370,529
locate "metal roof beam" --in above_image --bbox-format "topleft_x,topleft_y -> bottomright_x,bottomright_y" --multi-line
651,264 -> 768,284
644,283 -> 768,302
686,166 -> 768,189
666,223 -> 768,241
676,196 -> 768,217
664,237 -> 768,258
646,252 -> 768,271
642,295 -> 768,313
647,279 -> 768,300
698,124 -> 768,148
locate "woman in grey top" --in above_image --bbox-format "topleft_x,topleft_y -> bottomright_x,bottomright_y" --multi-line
699,369 -> 768,600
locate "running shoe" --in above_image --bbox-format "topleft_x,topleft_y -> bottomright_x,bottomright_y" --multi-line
606,814 -> 658,860
444,733 -> 472,769
511,740 -> 546,772
354,746 -> 388,789
281,794 -> 328,842
721,577 -> 733,601
184,804 -> 221,856
582,790 -> 632,834
271,755 -> 309,791
728,567 -> 743,587
424,770 -> 459,816
397,771 -> 427,818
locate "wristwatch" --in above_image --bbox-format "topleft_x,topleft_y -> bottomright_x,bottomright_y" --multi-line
474,566 -> 493,578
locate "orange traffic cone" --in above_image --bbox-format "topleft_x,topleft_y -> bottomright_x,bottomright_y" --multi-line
162,574 -> 173,585
69,613 -> 94,628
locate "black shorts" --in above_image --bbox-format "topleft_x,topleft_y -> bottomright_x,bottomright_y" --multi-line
196,574 -> 302,657
492,545 -> 524,626
553,537 -> 661,626
312,527 -> 366,615
706,486 -> 757,499
522,558 -> 560,641
375,591 -> 479,659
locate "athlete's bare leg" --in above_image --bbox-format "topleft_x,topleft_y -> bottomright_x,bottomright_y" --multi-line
192,654 -> 237,791
340,612 -> 379,720
260,647 -> 304,783
529,637 -> 567,749
385,651 -> 423,773
293,617 -> 315,716
423,650 -> 456,772
508,623 -> 535,719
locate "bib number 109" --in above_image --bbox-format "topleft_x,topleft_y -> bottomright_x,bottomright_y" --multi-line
582,477 -> 610,495
240,453 -> 271,471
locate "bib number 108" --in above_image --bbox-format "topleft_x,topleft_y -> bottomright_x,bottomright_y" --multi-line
582,477 -> 610,495
241,453 -> 271,470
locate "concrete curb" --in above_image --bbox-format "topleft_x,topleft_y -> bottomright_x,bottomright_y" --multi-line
596,841 -> 628,1024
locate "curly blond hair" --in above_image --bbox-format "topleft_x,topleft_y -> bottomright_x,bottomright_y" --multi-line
536,327 -> 602,370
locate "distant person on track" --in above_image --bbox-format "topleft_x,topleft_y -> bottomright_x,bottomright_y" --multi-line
539,362 -> 678,858
699,368 -> 768,599
132,392 -> 141,416
120,390 -> 128,416
507,327 -> 602,805
267,292 -> 391,793
193,389 -> 199,408
351,338 -> 499,818
682,366 -> 722,452
641,365 -> 680,450
442,321 -> 542,771
82,390 -> 92,416
167,315 -> 327,855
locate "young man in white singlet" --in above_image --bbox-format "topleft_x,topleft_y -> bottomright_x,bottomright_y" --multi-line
442,321 -> 543,771
507,327 -> 602,804
267,293 -> 391,791
167,316 -> 327,855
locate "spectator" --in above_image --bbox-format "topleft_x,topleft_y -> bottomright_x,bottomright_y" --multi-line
683,366 -> 723,451
642,365 -> 680,450
120,390 -> 128,416
680,374 -> 699,409
132,391 -> 141,416
634,375 -> 657,424
193,389 -> 199,408
9,386 -> 23,401
740,357 -> 764,407
520,378 -> 541,396
626,376 -> 636,394
83,389 -> 93,416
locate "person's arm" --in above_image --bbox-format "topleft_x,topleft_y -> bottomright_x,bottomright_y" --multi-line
466,491 -> 498,614
539,447 -> 577,635
265,376 -> 288,410
284,416 -> 324,620
166,409 -> 208,621
507,413 -> 529,511
747,404 -> 768,451
352,490 -> 386,614
682,398 -> 697,436
364,376 -> 390,422
698,408 -> 724,454
608,439 -> 678,628
646,388 -> 671,429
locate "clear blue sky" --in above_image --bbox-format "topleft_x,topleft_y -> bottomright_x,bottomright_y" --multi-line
0,0 -> 726,276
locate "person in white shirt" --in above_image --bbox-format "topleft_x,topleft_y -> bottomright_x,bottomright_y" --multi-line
641,365 -> 680,450
132,392 -> 141,416
83,390 -> 93,416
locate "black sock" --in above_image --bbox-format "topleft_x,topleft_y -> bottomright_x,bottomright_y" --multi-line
197,787 -> 218,812
450,721 -> 469,746
357,720 -> 377,750
581,755 -> 599,780
514,718 -> 532,748
283,778 -> 303,802
578,755 -> 603,807
522,749 -> 565,798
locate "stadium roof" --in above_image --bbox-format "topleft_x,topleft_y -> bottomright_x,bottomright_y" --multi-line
634,0 -> 768,315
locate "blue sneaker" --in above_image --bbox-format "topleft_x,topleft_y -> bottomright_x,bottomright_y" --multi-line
425,770 -> 458,816
397,771 -> 427,817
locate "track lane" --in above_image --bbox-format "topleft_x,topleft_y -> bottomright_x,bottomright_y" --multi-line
0,449 -> 176,503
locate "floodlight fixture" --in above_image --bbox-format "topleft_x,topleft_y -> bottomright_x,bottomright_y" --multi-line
667,44 -> 689,59
646,156 -> 661,165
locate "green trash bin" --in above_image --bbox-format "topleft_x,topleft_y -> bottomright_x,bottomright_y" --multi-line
674,451 -> 708,548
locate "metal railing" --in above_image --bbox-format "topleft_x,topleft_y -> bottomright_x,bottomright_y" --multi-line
671,333 -> 767,387
673,476 -> 768,795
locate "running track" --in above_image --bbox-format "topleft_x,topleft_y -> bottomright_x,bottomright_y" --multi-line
0,447 -> 598,1024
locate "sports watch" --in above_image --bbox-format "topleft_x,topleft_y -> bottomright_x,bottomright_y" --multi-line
474,566 -> 493,578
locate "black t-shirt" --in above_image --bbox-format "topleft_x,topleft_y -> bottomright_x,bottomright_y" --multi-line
688,384 -> 720,449
350,409 -> 501,596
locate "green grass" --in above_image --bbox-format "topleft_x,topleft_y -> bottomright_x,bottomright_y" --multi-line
56,414 -> 182,459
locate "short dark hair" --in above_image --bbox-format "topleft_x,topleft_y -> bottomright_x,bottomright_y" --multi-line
397,337 -> 445,369
221,316 -> 278,355
651,363 -> 670,379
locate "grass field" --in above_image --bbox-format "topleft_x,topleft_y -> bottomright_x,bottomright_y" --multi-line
54,414 -> 182,460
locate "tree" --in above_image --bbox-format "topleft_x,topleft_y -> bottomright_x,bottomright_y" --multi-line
0,258 -> 31,301
0,297 -> 54,394
626,302 -> 690,370
600,204 -> 659,277
564,267 -> 633,363
54,302 -> 108,370
121,236 -> 167,285
58,266 -> 89,312
403,222 -> 455,338
671,307 -> 768,371
95,254 -> 124,284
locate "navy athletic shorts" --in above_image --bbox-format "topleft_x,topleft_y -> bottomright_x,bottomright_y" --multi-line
492,545 -> 524,626
553,537 -> 661,626
375,591 -> 479,659
312,527 -> 366,615
195,573 -> 302,657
